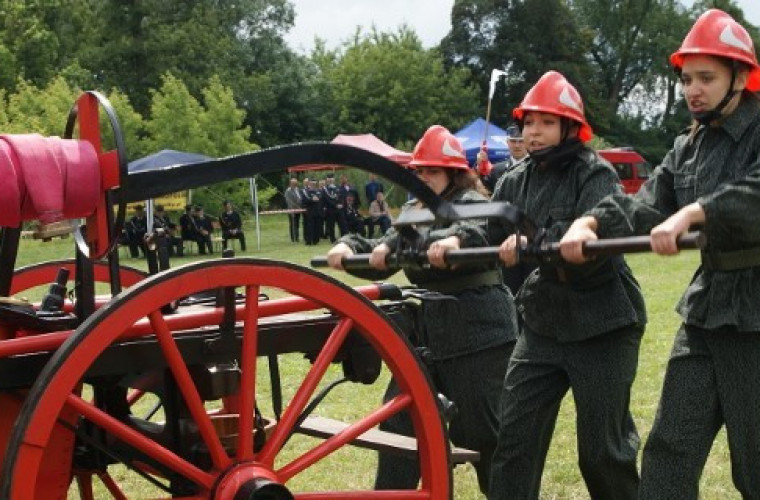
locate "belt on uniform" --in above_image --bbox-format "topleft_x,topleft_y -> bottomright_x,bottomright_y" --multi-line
540,256 -> 622,286
417,270 -> 501,294
701,246 -> 760,271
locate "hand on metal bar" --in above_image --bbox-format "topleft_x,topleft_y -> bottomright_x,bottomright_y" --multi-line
312,232 -> 704,271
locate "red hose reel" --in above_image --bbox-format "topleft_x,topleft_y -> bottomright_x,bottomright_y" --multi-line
0,134 -> 101,227
0,92 -> 127,260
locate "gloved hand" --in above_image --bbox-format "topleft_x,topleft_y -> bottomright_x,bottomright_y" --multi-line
476,143 -> 492,176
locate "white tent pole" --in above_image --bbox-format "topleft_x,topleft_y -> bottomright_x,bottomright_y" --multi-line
146,199 -> 154,233
249,177 -> 261,250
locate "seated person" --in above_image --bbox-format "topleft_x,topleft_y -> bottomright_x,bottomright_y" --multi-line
368,191 -> 392,237
341,193 -> 365,236
179,204 -> 198,243
153,204 -> 183,257
192,205 -> 214,255
219,200 -> 247,251
124,204 -> 148,258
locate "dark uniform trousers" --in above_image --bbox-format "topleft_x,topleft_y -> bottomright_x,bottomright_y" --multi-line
489,324 -> 643,500
375,342 -> 514,494
640,324 -> 760,499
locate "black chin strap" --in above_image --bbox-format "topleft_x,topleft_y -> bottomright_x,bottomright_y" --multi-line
530,137 -> 584,168
440,181 -> 458,200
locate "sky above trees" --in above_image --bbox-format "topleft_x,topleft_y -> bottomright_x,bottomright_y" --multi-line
284,0 -> 760,53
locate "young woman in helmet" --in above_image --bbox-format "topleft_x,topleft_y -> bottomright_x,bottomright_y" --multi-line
326,125 -> 518,494
560,9 -> 760,498
488,71 -> 647,499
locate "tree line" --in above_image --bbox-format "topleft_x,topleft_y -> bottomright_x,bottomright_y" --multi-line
0,0 -> 757,181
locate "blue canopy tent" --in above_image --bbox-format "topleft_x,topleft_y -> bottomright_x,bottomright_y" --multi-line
128,149 -> 212,173
453,118 -> 510,166
127,149 -> 266,250
127,149 -> 215,239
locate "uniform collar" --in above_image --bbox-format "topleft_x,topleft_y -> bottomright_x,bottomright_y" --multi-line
718,97 -> 760,143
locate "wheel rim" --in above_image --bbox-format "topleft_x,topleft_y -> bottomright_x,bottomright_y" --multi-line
10,259 -> 147,295
2,258 -> 451,499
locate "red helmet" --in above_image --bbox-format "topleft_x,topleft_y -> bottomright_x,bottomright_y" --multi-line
671,9 -> 760,91
513,71 -> 594,143
409,125 -> 470,170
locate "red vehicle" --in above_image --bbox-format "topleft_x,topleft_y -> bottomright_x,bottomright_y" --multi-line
597,148 -> 653,194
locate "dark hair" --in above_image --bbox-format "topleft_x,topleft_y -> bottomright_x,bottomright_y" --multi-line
155,204 -> 164,211
451,169 -> 490,197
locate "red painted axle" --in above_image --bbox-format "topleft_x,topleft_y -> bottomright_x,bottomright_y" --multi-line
0,284 -> 389,359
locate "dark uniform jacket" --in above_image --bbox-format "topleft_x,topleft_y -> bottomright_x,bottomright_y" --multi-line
339,183 -> 360,209
490,147 -> 647,342
179,212 -> 196,239
153,214 -> 176,233
193,214 -> 213,235
339,187 -> 518,360
483,155 -> 528,194
589,97 -> 760,331
322,183 -> 342,212
303,186 -> 322,215
220,210 -> 243,233
126,214 -> 147,239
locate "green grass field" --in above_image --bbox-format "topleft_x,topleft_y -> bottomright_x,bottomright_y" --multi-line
10,215 -> 737,499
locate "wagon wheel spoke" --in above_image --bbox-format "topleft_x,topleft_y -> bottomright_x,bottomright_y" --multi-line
148,310 -> 232,471
236,284 -> 260,461
74,473 -> 94,500
96,471 -> 129,500
257,316 -> 353,465
66,393 -> 216,491
75,470 -> 129,500
277,393 -> 412,482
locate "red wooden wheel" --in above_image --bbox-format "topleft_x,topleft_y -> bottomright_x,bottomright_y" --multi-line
10,259 -> 147,296
1,258 -> 451,499
7,259 -> 149,496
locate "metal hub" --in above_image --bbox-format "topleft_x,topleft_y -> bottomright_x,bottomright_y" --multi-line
214,463 -> 293,500
233,478 -> 294,500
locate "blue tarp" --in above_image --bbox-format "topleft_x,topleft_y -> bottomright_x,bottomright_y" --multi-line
128,149 -> 212,173
453,118 -> 510,166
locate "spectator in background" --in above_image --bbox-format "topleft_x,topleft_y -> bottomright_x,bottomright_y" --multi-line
303,178 -> 322,245
300,177 -> 311,242
341,193 -> 365,236
364,173 -> 384,209
321,174 -> 344,242
179,204 -> 196,241
284,177 -> 303,243
368,191 -> 392,236
482,125 -> 529,193
339,174 -> 361,209
180,204 -> 204,254
219,200 -> 246,251
192,205 -> 214,255
124,204 -> 148,258
153,204 -> 183,257
317,179 -> 327,239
